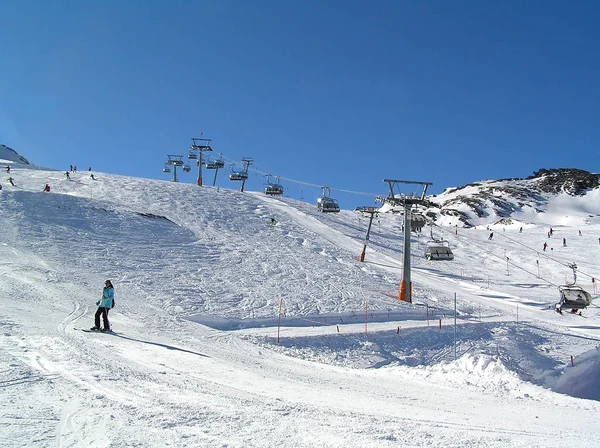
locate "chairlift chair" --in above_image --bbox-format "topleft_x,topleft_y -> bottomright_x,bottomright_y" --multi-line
424,239 -> 454,261
264,183 -> 284,195
229,171 -> 248,181
556,285 -> 592,312
183,165 -> 191,172
555,263 -> 593,313
206,159 -> 225,170
188,153 -> 198,160
411,213 -> 427,232
317,197 -> 340,213
162,167 -> 171,173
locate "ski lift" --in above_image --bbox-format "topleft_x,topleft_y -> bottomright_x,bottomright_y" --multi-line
424,239 -> 454,261
206,158 -> 225,170
264,175 -> 284,195
265,183 -> 284,195
188,153 -> 197,160
556,263 -> 593,313
424,225 -> 453,260
411,212 -> 426,232
229,171 -> 248,181
162,167 -> 171,173
317,186 -> 340,212
317,197 -> 340,212
183,165 -> 191,172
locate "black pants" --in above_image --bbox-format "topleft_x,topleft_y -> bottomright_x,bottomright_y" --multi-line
94,307 -> 110,330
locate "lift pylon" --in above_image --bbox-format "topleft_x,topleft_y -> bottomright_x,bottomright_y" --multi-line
189,137 -> 213,186
376,179 -> 432,303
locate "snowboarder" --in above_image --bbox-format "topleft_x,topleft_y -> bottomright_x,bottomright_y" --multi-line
488,232 -> 494,240
7,177 -> 14,186
543,242 -> 547,252
43,184 -> 51,192
91,280 -> 115,332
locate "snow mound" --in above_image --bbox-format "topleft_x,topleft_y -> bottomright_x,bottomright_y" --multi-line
549,346 -> 600,401
419,353 -> 531,396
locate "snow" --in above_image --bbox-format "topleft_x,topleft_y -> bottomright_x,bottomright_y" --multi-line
1,161 -> 600,447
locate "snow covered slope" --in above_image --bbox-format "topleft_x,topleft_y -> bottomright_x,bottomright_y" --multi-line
1,163 -> 600,447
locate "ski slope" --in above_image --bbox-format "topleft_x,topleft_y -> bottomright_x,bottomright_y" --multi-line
1,162 -> 600,447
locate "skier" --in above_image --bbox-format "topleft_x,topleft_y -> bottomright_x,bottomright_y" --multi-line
270,218 -> 276,226
543,242 -> 547,252
5,165 -> 10,173
519,227 -> 523,233
65,171 -> 70,180
90,173 -> 95,180
488,232 -> 494,240
43,184 -> 51,192
7,177 -> 14,186
563,238 -> 567,247
91,280 -> 115,332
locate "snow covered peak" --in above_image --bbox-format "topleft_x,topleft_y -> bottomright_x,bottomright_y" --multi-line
0,143 -> 30,165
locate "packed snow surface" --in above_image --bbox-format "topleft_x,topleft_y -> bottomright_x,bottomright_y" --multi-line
1,162 -> 600,447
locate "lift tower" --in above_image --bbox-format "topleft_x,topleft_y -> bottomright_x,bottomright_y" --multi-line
164,155 -> 185,182
189,137 -> 213,186
377,179 -> 432,303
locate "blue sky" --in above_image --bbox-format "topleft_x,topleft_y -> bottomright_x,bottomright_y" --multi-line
1,0 -> 598,209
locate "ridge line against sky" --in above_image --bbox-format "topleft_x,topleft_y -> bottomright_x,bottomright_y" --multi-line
0,0 -> 598,210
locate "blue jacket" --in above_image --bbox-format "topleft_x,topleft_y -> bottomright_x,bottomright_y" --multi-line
99,286 -> 114,308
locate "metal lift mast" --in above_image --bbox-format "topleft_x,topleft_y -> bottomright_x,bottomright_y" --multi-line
190,137 -> 213,186
377,179 -> 432,303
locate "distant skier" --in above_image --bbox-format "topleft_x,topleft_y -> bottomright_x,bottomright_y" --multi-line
543,242 -> 547,252
488,232 -> 494,240
70,164 -> 73,171
270,218 -> 276,226
7,177 -> 14,186
5,165 -> 10,173
91,280 -> 115,332
519,227 -> 523,233
578,230 -> 582,236
43,184 -> 51,192
65,171 -> 70,180
90,173 -> 95,180
563,238 -> 567,247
